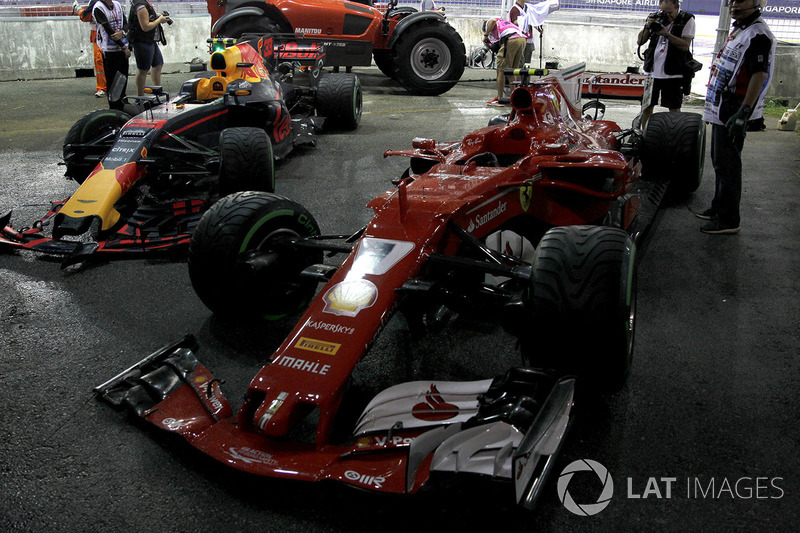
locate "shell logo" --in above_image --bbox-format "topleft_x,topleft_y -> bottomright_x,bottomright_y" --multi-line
322,279 -> 378,317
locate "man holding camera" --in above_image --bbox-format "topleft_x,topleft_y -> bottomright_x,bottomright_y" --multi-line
697,0 -> 775,234
637,0 -> 695,128
128,0 -> 171,96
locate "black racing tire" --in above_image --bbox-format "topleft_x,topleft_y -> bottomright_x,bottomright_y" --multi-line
216,15 -> 284,38
641,111 -> 706,194
391,20 -> 466,96
373,50 -> 397,79
218,127 -> 275,195
62,109 -> 131,184
315,73 -> 363,131
522,225 -> 636,393
188,191 -> 323,320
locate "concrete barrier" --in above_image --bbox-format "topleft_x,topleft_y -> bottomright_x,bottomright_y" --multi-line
0,15 -> 211,81
1,14 -> 797,101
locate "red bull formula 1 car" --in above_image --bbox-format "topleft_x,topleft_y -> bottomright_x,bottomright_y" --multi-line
0,36 -> 361,269
96,63 -> 705,508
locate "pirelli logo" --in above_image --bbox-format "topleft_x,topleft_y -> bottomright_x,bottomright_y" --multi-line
294,337 -> 340,355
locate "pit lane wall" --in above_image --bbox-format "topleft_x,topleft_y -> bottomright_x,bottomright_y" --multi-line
0,15 -> 797,100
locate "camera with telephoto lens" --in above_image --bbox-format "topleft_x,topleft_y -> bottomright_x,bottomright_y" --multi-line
648,11 -> 670,33
162,10 -> 173,25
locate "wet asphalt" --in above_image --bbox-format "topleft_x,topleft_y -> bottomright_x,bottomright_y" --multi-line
0,67 -> 798,532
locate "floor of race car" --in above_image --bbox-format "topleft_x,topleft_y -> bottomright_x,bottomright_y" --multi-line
1,68 -> 798,532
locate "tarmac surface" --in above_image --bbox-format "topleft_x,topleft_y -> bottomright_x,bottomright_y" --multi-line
0,66 -> 799,532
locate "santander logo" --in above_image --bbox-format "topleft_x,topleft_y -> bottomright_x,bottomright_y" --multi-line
412,385 -> 458,421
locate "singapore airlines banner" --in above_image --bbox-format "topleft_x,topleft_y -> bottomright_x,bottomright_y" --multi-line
569,0 -> 800,18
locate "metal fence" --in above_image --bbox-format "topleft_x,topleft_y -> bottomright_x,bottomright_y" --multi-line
1,0 -> 798,42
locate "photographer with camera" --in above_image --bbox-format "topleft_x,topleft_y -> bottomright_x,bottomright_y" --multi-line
637,0 -> 695,128
128,0 -> 171,96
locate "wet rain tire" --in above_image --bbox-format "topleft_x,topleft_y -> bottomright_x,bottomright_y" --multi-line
315,73 -> 363,131
523,225 -> 636,393
641,112 -> 706,194
218,127 -> 275,195
189,191 -> 322,320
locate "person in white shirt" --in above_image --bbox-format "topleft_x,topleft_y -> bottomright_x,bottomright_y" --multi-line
637,0 -> 696,127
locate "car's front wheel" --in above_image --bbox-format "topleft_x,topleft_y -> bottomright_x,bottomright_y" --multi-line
63,109 -> 131,184
189,191 -> 323,320
522,225 -> 636,393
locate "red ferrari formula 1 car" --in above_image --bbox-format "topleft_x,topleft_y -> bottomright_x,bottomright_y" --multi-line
0,36 -> 361,269
96,63 -> 705,508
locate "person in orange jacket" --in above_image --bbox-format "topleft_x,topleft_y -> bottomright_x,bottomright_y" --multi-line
73,0 -> 107,97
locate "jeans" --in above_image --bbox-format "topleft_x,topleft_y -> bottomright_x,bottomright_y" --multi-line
710,123 -> 745,227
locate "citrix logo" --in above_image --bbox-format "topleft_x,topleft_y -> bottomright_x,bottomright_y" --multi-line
557,459 -> 614,516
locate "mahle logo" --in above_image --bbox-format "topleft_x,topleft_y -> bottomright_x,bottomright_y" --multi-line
557,459 -> 614,516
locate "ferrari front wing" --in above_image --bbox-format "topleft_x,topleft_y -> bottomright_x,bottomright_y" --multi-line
95,337 -> 575,509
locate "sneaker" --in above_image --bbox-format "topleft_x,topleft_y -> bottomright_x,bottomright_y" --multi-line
486,97 -> 505,107
95,90 -> 106,98
694,208 -> 716,220
700,220 -> 740,234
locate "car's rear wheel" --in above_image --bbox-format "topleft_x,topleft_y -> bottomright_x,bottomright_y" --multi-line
521,225 -> 636,393
641,112 -> 706,195
189,191 -> 322,320
315,73 -> 362,131
63,109 -> 131,184
391,20 -> 465,96
218,127 -> 275,195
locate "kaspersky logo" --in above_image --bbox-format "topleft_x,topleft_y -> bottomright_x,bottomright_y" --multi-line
557,459 -> 614,516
